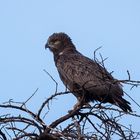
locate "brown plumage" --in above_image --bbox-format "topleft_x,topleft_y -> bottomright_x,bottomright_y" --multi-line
45,32 -> 132,112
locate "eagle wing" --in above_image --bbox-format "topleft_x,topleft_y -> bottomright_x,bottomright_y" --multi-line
56,52 -> 123,101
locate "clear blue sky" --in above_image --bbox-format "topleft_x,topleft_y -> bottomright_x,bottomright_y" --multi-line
0,0 -> 140,135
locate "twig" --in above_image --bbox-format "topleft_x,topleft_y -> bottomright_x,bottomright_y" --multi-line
21,88 -> 39,108
45,104 -> 82,133
37,91 -> 70,118
0,129 -> 7,140
43,69 -> 58,93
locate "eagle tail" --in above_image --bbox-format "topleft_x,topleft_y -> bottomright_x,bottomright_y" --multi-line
115,97 -> 132,112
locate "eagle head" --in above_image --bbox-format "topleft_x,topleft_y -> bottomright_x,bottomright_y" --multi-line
45,32 -> 76,55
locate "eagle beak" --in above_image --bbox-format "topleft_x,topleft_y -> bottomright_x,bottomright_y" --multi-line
45,43 -> 49,49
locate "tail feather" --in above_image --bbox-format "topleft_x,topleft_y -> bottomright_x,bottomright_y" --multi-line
115,98 -> 132,112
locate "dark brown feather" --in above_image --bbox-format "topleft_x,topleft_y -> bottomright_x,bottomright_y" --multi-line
45,32 -> 132,112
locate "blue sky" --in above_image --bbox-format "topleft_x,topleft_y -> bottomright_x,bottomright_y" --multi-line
0,0 -> 140,136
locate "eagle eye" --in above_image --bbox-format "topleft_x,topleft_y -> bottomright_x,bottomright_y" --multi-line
53,40 -> 61,45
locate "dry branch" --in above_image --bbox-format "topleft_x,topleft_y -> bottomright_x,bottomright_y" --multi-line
0,49 -> 140,139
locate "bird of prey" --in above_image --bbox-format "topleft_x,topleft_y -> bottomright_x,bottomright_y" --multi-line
45,32 -> 132,112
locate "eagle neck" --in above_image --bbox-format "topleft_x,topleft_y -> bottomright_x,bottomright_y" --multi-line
53,47 -> 77,64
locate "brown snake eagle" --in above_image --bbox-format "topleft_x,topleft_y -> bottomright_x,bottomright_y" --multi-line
45,32 -> 132,112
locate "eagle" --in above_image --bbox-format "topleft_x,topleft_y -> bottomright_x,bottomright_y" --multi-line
45,32 -> 132,112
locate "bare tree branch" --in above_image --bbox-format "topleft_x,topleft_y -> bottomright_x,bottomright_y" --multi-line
0,49 -> 140,139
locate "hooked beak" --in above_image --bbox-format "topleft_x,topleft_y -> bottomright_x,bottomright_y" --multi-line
45,43 -> 49,49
